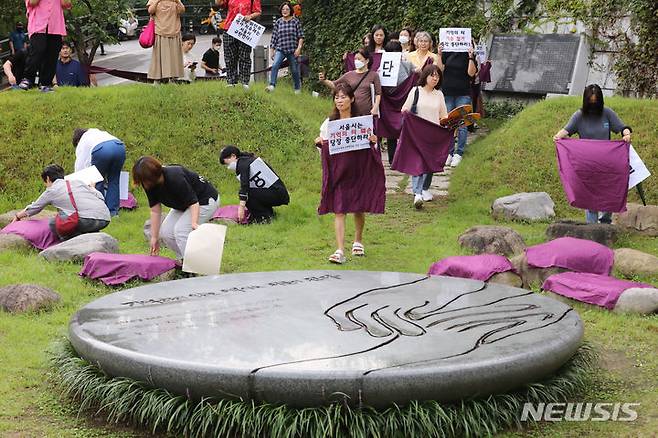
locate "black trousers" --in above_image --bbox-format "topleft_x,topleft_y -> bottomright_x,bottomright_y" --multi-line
24,32 -> 62,86
386,137 -> 397,164
247,186 -> 290,223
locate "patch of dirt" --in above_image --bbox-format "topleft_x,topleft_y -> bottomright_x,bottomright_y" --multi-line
599,349 -> 643,379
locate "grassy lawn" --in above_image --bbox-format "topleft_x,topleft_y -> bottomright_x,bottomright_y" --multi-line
0,82 -> 656,437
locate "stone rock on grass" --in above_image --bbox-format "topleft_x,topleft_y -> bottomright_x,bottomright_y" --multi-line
0,284 -> 60,313
613,203 -> 658,236
458,226 -> 526,257
0,234 -> 31,252
488,271 -> 523,288
546,220 -> 618,247
510,253 -> 568,289
613,248 -> 658,277
0,210 -> 56,229
40,232 -> 119,262
614,288 -> 658,315
492,192 -> 555,222
143,217 -> 165,241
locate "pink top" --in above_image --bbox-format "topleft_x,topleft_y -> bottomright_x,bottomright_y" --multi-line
26,0 -> 70,37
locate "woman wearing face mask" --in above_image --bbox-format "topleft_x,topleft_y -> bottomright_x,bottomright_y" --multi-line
553,84 -> 632,224
218,146 -> 290,224
319,47 -> 382,117
406,31 -> 439,72
367,24 -> 388,53
314,84 -> 385,264
267,1 -> 304,93
399,28 -> 415,53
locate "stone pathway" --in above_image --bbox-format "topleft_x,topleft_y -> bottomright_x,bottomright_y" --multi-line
382,126 -> 489,197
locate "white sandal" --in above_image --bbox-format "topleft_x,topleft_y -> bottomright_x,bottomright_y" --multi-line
328,249 -> 346,264
352,242 -> 365,256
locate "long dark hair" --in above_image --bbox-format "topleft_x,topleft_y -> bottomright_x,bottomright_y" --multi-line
219,145 -> 255,164
582,84 -> 604,116
367,24 -> 388,52
329,83 -> 357,121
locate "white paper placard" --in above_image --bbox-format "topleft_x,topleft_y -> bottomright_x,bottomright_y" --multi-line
119,171 -> 129,200
628,144 -> 650,189
439,28 -> 472,52
476,43 -> 487,63
65,165 -> 104,186
227,14 -> 265,48
182,223 -> 227,276
249,158 -> 279,189
378,52 -> 402,87
327,115 -> 374,155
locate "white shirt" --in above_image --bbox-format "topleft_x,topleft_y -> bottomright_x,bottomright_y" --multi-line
74,129 -> 120,172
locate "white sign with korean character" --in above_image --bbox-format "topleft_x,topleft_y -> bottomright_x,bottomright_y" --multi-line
227,14 -> 265,48
327,116 -> 374,155
378,52 -> 402,87
248,158 -> 279,189
439,28 -> 472,52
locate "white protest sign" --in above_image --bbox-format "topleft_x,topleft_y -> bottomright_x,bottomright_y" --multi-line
327,115 -> 374,155
476,43 -> 487,63
439,28 -> 472,52
248,158 -> 279,189
378,52 -> 402,87
227,14 -> 265,48
628,144 -> 650,189
183,223 -> 227,276
65,165 -> 104,186
119,171 -> 129,200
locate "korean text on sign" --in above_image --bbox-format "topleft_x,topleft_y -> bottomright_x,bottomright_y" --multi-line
439,28 -> 472,53
378,52 -> 402,87
227,14 -> 266,48
327,115 -> 374,156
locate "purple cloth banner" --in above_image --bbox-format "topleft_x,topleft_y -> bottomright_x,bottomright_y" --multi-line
1,219 -> 60,250
479,61 -> 492,83
555,138 -> 629,213
344,52 -> 382,73
79,252 -> 179,286
212,205 -> 250,225
526,237 -> 614,275
119,192 -> 138,210
318,141 -> 386,215
391,112 -> 454,175
543,272 -> 653,309
428,254 -> 515,281
376,72 -> 419,139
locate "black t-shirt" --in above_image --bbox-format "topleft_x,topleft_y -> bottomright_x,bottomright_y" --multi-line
441,52 -> 475,97
146,166 -> 218,210
7,51 -> 26,82
202,48 -> 220,70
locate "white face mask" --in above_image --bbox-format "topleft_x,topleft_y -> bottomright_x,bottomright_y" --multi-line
227,161 -> 237,171
399,35 -> 410,45
213,45 -> 221,51
354,59 -> 366,70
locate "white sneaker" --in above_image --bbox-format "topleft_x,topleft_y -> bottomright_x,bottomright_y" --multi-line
421,190 -> 433,202
243,84 -> 250,90
445,154 -> 453,166
266,85 -> 274,92
413,194 -> 423,209
294,89 -> 301,95
450,154 -> 462,167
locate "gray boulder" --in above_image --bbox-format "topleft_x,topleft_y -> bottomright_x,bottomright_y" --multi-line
0,284 -> 60,313
40,232 -> 119,262
492,192 -> 555,222
0,234 -> 31,252
614,288 -> 658,315
0,210 -> 56,229
458,226 -> 526,257
613,248 -> 658,277
546,220 -> 618,247
510,253 -> 568,289
488,271 -> 523,288
613,203 -> 658,236
143,217 -> 166,242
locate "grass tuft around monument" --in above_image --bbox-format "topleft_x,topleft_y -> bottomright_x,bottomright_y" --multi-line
0,82 -> 657,437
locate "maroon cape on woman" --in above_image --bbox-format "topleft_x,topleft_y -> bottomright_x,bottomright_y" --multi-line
376,73 -> 419,139
318,141 -> 386,215
391,112 -> 454,175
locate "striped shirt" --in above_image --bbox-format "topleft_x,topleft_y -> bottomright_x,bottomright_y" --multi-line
270,17 -> 304,54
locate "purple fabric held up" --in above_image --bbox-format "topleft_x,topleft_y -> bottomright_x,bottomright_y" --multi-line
1,219 -> 60,250
376,72 -> 419,139
555,138 -> 629,213
478,61 -> 492,83
391,111 -> 454,175
525,237 -> 614,275
212,205 -> 250,225
428,254 -> 515,281
79,252 -> 179,286
119,192 -> 138,210
318,140 -> 386,215
542,272 -> 653,309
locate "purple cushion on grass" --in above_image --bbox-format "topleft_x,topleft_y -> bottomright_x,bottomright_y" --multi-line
1,219 -> 60,250
542,272 -> 653,309
525,237 -> 614,275
119,192 -> 138,210
79,252 -> 179,286
428,254 -> 515,281
212,205 -> 249,225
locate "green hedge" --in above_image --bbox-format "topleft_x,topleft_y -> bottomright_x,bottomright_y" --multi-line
302,0 -> 486,80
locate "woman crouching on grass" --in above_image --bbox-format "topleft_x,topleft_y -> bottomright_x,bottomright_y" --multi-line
314,83 -> 386,264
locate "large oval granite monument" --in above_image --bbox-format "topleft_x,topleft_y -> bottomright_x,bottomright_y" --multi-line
69,271 -> 583,408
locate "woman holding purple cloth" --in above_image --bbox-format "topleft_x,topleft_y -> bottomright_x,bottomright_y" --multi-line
314,84 -> 386,264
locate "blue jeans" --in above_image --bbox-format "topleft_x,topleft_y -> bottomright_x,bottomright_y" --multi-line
91,139 -> 127,216
444,95 -> 472,156
269,50 -> 301,90
412,173 -> 432,195
586,210 -> 612,224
